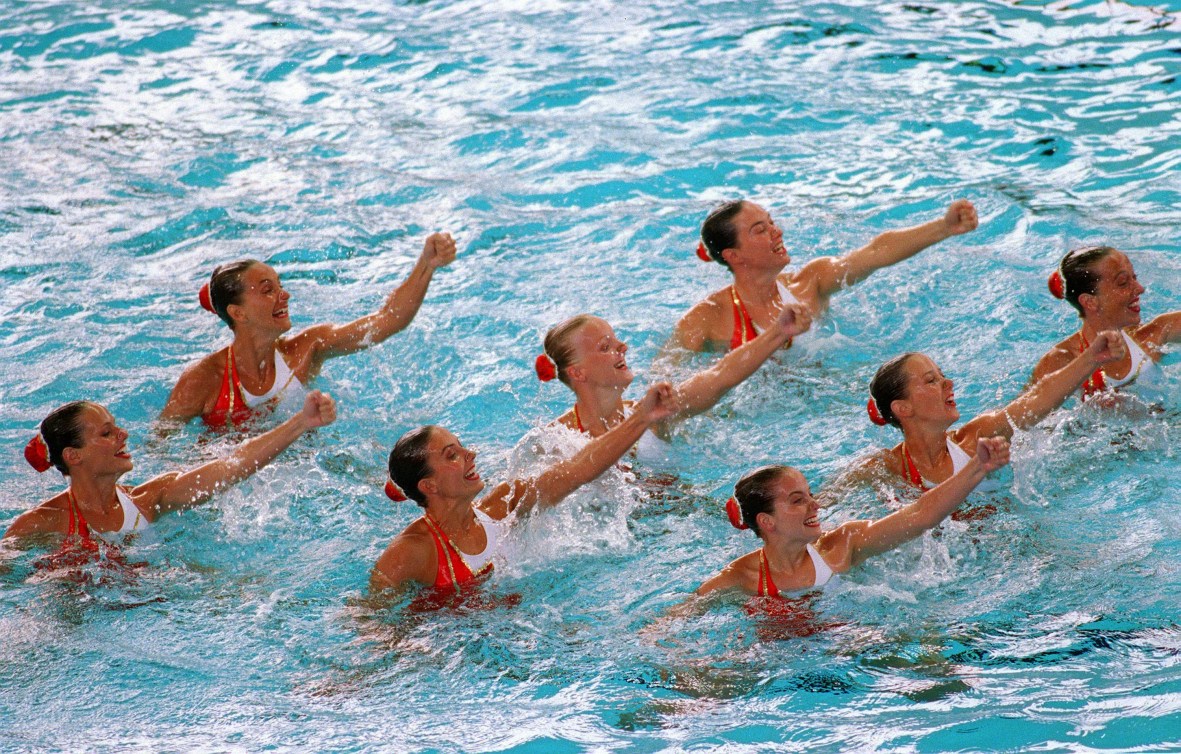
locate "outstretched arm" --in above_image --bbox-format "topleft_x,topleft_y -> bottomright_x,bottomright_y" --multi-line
136,391 -> 337,518
301,232 -> 457,364
480,383 -> 678,518
808,200 -> 978,298
670,304 -> 811,420
964,330 -> 1127,441
842,437 -> 1009,564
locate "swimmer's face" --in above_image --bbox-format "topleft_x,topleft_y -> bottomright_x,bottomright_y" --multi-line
728,203 -> 788,269
229,264 -> 291,334
64,404 -> 133,477
897,354 -> 958,427
568,317 -> 633,389
759,469 -> 821,542
1084,251 -> 1144,328
419,428 -> 484,501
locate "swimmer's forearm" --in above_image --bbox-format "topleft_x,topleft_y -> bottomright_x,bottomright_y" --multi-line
675,321 -> 792,417
533,410 -> 650,507
155,410 -> 315,511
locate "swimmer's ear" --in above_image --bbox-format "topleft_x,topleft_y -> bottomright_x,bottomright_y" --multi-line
890,398 -> 913,421
61,445 -> 83,470
566,364 -> 587,384
754,510 -> 775,533
720,247 -> 741,267
226,303 -> 248,327
1078,292 -> 1100,316
417,478 -> 437,498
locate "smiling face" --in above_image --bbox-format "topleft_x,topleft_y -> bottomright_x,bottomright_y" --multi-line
567,317 -> 633,390
228,264 -> 291,334
418,428 -> 484,502
758,469 -> 821,544
895,354 -> 958,428
64,404 -> 133,478
725,203 -> 789,271
1082,251 -> 1145,329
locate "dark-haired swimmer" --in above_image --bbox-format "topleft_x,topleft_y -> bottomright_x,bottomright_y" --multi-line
6,392 -> 336,549
866,334 -> 1127,490
1033,246 -> 1181,400
369,383 -> 677,598
161,233 -> 456,429
536,305 -> 810,452
695,437 -> 1009,601
671,200 -> 978,353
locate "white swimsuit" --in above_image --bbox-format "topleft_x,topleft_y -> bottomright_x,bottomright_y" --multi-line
918,437 -> 1005,494
113,487 -> 147,534
241,351 -> 306,408
462,509 -> 508,573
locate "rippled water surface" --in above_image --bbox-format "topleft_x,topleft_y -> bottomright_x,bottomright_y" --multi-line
2,0 -> 1180,751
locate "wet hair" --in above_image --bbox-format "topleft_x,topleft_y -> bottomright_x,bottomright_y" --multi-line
387,426 -> 439,507
699,200 -> 747,269
868,353 -> 920,429
542,314 -> 595,386
208,260 -> 262,328
1057,246 -> 1116,316
38,401 -> 95,476
733,465 -> 791,537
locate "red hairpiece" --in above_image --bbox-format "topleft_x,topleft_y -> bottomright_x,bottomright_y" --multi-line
198,282 -> 215,313
866,397 -> 887,426
1047,270 -> 1065,300
725,497 -> 748,530
534,354 -> 557,382
384,479 -> 407,502
696,241 -> 712,262
24,435 -> 51,473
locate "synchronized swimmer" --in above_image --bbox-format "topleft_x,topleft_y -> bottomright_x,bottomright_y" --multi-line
8,205 -> 1174,622
160,233 -> 455,429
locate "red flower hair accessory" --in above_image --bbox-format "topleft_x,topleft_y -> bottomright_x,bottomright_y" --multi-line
866,398 -> 887,426
725,497 -> 748,530
198,282 -> 215,313
384,479 -> 407,502
24,435 -> 51,472
1047,270 -> 1065,300
696,241 -> 712,262
534,354 -> 557,382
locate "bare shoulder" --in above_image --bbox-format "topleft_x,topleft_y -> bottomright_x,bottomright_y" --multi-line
371,521 -> 436,592
1136,313 -> 1181,352
163,349 -> 228,419
129,472 -> 181,521
674,288 -> 731,350
818,521 -> 866,571
697,549 -> 760,595
553,408 -> 579,432
4,495 -> 69,539
1032,334 -> 1079,381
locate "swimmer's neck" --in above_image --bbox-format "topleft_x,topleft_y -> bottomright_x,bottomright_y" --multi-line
68,473 -> 122,518
425,498 -> 480,535
571,385 -> 628,437
901,424 -> 953,468
762,537 -> 814,575
1079,317 -> 1124,343
231,329 -> 281,377
731,267 -> 787,308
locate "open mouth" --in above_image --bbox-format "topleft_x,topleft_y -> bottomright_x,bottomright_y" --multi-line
804,514 -> 820,527
945,392 -> 956,409
464,467 -> 480,482
615,359 -> 628,371
116,446 -> 131,460
274,306 -> 289,318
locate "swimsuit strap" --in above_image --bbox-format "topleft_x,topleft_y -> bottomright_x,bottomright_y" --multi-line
757,548 -> 780,598
573,405 -> 585,433
65,490 -> 93,543
1078,332 -> 1107,398
729,286 -> 758,350
900,442 -> 930,491
422,513 -> 486,593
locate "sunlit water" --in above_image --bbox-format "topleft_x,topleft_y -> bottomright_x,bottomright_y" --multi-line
2,0 -> 1180,751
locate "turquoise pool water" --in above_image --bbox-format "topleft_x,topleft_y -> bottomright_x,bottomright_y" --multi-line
2,0 -> 1180,750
